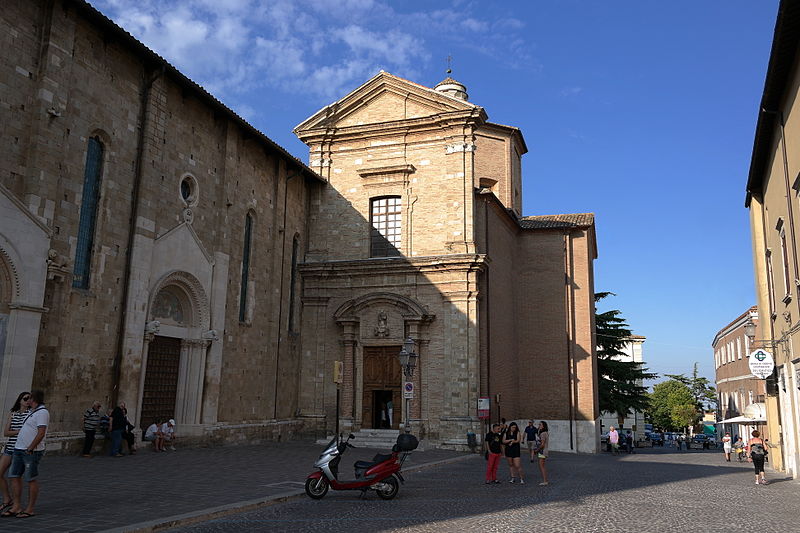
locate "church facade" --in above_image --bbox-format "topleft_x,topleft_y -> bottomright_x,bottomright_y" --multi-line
1,0 -> 599,453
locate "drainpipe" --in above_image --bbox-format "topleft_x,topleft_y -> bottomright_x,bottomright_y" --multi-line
564,233 -> 575,451
273,168 -> 301,418
111,65 -> 164,406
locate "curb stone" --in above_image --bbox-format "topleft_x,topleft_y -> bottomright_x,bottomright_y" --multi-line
105,453 -> 477,532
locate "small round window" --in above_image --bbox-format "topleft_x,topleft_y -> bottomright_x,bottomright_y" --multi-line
179,175 -> 198,206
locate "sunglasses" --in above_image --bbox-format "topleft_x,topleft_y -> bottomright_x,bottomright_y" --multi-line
22,396 -> 31,401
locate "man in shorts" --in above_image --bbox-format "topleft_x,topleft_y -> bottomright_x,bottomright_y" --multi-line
144,418 -> 165,451
5,389 -> 49,518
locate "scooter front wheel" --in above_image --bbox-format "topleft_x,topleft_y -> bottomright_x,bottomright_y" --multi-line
305,476 -> 329,499
375,474 -> 400,500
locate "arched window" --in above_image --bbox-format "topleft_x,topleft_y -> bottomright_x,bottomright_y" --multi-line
288,235 -> 299,332
370,196 -> 401,257
72,136 -> 104,289
239,213 -> 253,323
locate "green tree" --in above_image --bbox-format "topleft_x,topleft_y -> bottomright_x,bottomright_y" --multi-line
647,379 -> 696,431
666,362 -> 717,425
595,292 -> 658,424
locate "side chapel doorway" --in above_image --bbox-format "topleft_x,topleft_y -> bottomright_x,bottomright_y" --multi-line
140,335 -> 180,430
362,346 -> 401,429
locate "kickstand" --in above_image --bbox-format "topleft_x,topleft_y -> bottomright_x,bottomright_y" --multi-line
359,489 -> 367,499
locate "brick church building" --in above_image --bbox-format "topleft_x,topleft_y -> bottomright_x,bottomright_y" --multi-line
1,0 -> 599,452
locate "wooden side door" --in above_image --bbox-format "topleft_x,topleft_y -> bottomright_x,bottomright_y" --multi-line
361,346 -> 401,428
140,336 -> 181,430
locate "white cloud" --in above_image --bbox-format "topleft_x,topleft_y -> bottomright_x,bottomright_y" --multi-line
91,0 -> 531,102
560,86 -> 584,97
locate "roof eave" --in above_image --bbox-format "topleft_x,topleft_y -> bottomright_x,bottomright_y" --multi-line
745,0 -> 799,207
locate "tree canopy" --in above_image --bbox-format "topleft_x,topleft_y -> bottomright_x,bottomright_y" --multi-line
647,379 -> 696,431
595,292 -> 657,421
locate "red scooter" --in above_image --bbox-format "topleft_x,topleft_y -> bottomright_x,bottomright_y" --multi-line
305,433 -> 418,500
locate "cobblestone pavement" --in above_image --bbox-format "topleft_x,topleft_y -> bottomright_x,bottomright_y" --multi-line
170,447 -> 800,533
0,439 -> 465,532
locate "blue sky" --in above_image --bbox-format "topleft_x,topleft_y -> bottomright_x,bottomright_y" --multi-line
92,0 -> 779,383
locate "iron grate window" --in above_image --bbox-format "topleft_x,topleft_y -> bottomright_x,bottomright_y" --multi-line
72,136 -> 104,289
239,213 -> 253,323
370,196 -> 401,257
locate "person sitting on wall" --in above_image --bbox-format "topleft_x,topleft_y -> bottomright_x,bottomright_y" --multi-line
162,419 -> 177,451
144,419 -> 164,452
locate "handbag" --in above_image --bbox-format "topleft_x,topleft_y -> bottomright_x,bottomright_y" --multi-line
484,450 -> 489,460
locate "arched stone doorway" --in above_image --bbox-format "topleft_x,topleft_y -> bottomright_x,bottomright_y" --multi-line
138,271 -> 213,430
333,292 -> 434,432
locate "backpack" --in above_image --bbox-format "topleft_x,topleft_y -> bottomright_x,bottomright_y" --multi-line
750,442 -> 766,457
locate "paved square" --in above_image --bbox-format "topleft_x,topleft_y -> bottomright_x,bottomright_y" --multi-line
171,448 -> 800,533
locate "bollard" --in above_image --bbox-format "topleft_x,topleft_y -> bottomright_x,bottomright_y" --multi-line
467,431 -> 477,451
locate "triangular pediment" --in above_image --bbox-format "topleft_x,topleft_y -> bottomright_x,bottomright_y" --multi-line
295,71 -> 478,133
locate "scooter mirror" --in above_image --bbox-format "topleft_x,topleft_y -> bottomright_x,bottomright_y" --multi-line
349,433 -> 355,439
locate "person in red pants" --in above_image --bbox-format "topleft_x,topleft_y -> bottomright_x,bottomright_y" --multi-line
484,424 -> 503,484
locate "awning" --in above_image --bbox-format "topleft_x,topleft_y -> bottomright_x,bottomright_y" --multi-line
716,415 -> 766,424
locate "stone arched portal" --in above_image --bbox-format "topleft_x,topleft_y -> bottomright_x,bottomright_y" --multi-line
138,270 -> 215,430
333,292 -> 434,432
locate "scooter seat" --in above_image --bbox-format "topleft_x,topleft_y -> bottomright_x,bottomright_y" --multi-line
353,454 -> 393,471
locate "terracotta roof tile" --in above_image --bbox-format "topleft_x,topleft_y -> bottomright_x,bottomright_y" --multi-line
519,213 -> 595,229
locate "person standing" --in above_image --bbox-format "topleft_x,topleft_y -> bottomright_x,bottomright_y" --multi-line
1,392 -> 31,514
747,430 -> 769,485
4,389 -> 49,518
386,400 -> 393,429
536,421 -> 550,486
484,424 -> 503,484
524,420 -> 538,463
108,402 -> 126,457
608,426 -> 619,454
722,432 -> 732,462
81,401 -> 101,457
503,422 -> 524,484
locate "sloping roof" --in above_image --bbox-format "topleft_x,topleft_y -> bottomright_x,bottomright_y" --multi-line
745,0 -> 799,206
70,0 -> 322,183
294,70 -> 477,133
519,213 -> 595,230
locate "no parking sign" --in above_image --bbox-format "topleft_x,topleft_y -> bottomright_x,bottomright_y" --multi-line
404,381 -> 414,399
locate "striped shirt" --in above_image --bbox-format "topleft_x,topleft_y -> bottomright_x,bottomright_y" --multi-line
4,410 -> 29,452
84,407 -> 100,431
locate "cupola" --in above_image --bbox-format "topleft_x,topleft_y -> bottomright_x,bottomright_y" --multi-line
434,76 -> 468,101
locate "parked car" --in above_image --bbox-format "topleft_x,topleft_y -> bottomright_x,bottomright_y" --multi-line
650,432 -> 664,446
690,434 -> 712,449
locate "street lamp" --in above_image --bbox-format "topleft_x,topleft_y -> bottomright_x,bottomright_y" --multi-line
398,337 -> 417,433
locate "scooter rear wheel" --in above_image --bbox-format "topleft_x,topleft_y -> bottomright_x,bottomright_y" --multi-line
305,477 -> 329,499
376,475 -> 400,500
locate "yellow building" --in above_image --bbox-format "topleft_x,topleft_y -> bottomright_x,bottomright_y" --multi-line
745,0 -> 800,478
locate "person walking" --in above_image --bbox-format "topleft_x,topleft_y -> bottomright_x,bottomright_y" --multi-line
108,402 -> 126,457
536,421 -> 550,486
503,422 -> 524,484
524,420 -> 538,463
484,424 -> 503,484
722,432 -> 732,462
4,389 -> 49,518
1,392 -> 31,514
747,430 -> 769,485
608,426 -> 620,454
81,401 -> 101,457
